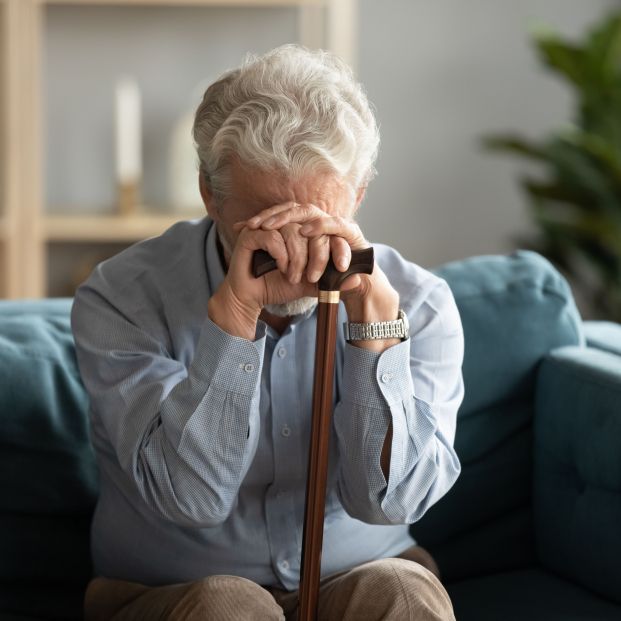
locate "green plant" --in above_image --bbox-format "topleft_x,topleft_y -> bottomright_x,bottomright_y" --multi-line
483,11 -> 621,321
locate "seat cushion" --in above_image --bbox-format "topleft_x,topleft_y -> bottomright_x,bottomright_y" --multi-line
447,568 -> 621,621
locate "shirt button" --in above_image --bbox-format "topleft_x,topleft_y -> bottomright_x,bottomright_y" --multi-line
243,363 -> 255,373
381,372 -> 392,383
277,347 -> 287,358
281,425 -> 291,438
280,560 -> 290,570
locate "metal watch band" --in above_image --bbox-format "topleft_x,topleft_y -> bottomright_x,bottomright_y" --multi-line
343,309 -> 409,341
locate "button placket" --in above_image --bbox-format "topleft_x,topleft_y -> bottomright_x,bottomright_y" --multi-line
266,334 -> 300,581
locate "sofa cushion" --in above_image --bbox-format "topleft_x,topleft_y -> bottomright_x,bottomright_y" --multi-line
447,568 -> 621,621
0,299 -> 97,588
412,250 -> 584,579
433,249 -> 584,417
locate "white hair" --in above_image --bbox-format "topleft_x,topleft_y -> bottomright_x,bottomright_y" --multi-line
192,44 -> 380,204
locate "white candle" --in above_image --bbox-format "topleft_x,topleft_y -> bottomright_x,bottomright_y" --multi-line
115,77 -> 142,183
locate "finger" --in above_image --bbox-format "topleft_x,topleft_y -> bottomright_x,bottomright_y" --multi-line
236,228 -> 289,275
260,203 -> 325,230
299,216 -> 367,248
330,236 -> 351,272
280,224 -> 308,285
245,201 -> 300,228
306,234 -> 330,283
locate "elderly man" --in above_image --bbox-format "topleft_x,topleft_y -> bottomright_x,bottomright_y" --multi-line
75,44 -> 464,620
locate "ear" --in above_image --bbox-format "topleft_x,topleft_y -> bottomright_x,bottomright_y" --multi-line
199,171 -> 219,222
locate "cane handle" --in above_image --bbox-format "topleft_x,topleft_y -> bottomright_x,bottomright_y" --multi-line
252,247 -> 374,290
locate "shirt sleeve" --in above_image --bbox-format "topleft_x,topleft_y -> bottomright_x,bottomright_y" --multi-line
71,282 -> 267,529
333,278 -> 464,525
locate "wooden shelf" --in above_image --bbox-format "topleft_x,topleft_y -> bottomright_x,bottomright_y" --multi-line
44,212 -> 202,242
41,0 -> 324,7
1,0 -> 354,298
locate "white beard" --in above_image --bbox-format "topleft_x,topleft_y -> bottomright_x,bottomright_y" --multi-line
264,296 -> 318,317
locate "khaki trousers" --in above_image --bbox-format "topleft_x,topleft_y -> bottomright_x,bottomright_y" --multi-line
84,553 -> 455,621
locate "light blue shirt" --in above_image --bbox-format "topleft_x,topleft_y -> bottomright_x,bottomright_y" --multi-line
71,217 -> 465,590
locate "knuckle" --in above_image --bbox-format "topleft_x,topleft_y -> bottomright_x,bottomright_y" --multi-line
268,229 -> 282,243
318,242 -> 330,258
304,204 -> 321,217
282,222 -> 300,236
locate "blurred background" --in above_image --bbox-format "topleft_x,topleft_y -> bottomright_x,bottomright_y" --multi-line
1,0 -> 619,321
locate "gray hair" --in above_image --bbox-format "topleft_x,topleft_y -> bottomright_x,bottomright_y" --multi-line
192,44 -> 380,205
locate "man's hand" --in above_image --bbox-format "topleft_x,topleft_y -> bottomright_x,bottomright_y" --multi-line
238,203 -> 401,353
208,203 -> 317,340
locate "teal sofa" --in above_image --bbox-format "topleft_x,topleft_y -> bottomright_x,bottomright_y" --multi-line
1,249 -> 620,620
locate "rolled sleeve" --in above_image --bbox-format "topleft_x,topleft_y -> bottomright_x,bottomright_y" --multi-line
72,282 -> 267,528
334,279 -> 464,525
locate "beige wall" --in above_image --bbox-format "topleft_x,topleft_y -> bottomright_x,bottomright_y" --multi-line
356,0 -> 616,273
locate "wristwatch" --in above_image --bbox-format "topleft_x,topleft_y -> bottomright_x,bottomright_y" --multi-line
343,309 -> 409,342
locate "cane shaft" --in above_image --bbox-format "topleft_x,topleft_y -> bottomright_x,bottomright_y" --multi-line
250,246 -> 373,620
298,295 -> 340,621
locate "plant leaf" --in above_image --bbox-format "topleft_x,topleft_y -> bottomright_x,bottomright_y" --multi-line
480,135 -> 548,161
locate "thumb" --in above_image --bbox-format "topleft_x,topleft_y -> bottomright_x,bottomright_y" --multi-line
339,274 -> 362,292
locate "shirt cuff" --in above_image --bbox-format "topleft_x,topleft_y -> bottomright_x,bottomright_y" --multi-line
341,338 -> 414,409
189,316 -> 267,397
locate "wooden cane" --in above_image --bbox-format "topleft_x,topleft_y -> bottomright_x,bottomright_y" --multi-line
253,247 -> 374,621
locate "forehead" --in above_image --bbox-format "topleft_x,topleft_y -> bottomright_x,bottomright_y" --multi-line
225,161 -> 353,215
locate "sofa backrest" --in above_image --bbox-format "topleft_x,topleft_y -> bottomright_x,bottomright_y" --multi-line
0,299 -> 98,610
411,249 -> 584,581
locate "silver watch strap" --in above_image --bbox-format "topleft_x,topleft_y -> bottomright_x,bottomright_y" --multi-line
343,310 -> 409,341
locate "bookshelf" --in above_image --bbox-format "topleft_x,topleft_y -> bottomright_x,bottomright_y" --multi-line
0,0 -> 356,298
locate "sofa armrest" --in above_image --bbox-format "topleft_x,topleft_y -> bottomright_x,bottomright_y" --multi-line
584,320 -> 621,356
534,345 -> 621,604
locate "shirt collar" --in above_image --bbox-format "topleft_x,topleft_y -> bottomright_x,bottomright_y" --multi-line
205,218 -> 226,296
